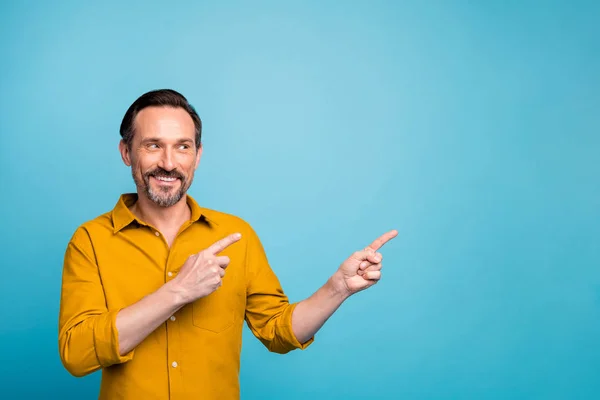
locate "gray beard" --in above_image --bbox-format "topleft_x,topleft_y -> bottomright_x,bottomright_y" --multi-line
132,170 -> 188,208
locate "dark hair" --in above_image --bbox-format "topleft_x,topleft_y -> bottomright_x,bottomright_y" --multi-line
119,89 -> 202,149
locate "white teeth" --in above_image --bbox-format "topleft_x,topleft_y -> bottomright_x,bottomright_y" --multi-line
156,176 -> 176,182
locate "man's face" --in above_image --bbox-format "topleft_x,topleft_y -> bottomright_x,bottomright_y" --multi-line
119,106 -> 202,207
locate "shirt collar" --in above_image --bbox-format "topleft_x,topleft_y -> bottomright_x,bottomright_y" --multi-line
111,193 -> 217,233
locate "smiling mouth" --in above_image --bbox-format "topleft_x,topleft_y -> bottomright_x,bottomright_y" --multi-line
152,176 -> 180,184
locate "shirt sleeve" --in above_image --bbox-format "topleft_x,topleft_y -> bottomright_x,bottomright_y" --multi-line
58,227 -> 134,377
243,225 -> 314,353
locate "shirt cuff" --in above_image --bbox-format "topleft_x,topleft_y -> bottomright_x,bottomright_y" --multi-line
279,302 -> 314,350
93,309 -> 135,366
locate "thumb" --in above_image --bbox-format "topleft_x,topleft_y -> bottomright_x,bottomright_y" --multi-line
351,249 -> 373,262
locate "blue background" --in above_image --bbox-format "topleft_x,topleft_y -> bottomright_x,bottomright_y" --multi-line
1,1 -> 599,398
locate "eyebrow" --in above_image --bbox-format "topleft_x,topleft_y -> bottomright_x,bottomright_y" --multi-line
177,138 -> 195,144
140,137 -> 194,144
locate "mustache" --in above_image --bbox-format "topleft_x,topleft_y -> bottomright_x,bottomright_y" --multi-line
145,168 -> 185,181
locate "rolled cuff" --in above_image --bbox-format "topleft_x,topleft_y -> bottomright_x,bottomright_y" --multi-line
94,309 -> 134,366
276,302 -> 314,351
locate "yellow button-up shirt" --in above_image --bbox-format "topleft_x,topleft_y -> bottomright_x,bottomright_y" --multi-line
58,194 -> 313,399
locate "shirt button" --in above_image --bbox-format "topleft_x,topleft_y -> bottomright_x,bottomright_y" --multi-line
155,231 -> 160,237
170,315 -> 176,321
172,361 -> 178,368
167,272 -> 173,277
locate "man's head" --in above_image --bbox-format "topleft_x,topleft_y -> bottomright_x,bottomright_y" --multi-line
119,89 -> 203,207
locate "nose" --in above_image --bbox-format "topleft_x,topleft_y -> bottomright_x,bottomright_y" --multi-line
158,148 -> 175,171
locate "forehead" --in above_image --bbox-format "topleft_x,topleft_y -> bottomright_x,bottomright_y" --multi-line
133,106 -> 195,140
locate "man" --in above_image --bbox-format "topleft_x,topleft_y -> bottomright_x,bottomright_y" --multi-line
58,89 -> 397,399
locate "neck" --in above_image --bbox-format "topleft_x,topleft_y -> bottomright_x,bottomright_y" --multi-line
130,192 -> 191,232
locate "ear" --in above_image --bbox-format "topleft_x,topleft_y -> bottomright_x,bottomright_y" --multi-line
119,140 -> 132,166
194,143 -> 203,170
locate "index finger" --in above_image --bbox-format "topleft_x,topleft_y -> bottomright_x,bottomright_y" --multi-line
206,233 -> 242,255
367,229 -> 398,252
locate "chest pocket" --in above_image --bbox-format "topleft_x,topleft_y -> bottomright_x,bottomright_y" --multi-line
192,273 -> 241,333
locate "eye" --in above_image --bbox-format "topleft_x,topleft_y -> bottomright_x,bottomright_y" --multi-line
178,144 -> 190,150
148,143 -> 159,149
